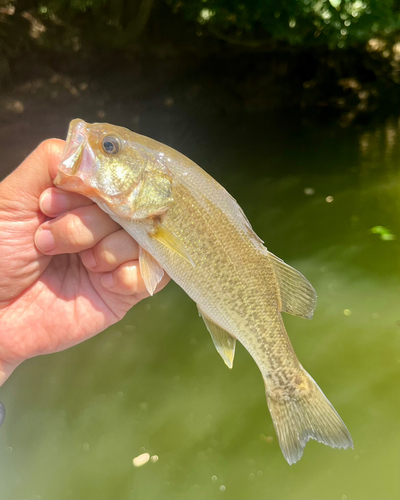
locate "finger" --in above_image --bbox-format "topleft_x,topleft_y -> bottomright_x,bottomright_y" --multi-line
35,204 -> 121,255
1,139 -> 65,212
38,138 -> 67,181
80,230 -> 139,272
101,260 -> 170,296
39,187 -> 94,217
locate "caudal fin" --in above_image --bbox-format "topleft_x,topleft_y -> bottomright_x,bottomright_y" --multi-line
265,367 -> 353,465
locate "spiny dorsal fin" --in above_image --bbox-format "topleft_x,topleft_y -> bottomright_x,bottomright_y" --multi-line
197,306 -> 236,369
149,222 -> 195,267
268,252 -> 317,319
139,246 -> 164,296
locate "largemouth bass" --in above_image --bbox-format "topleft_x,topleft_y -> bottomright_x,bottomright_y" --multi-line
54,119 -> 353,464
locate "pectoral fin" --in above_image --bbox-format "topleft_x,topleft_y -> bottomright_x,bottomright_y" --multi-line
268,251 -> 317,319
197,306 -> 236,369
139,247 -> 164,296
149,222 -> 194,267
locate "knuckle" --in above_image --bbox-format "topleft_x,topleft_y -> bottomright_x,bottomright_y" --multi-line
95,239 -> 118,266
63,215 -> 89,248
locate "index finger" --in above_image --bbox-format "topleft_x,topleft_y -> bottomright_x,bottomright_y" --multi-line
39,187 -> 94,217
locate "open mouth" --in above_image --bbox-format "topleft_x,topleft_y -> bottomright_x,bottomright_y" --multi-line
61,141 -> 84,175
54,119 -> 96,193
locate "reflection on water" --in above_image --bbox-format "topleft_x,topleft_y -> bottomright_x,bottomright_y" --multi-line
0,110 -> 399,500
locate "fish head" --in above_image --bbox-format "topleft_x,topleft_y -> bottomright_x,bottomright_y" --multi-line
54,119 -> 174,219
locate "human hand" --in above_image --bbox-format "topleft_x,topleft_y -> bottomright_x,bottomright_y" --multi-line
0,139 -> 169,384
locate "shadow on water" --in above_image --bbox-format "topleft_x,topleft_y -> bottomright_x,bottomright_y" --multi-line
0,94 -> 399,499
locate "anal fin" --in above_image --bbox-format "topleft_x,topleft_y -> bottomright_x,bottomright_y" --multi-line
197,306 -> 236,369
139,246 -> 165,296
268,251 -> 317,319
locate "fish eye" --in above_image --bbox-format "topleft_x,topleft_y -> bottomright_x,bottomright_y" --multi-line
102,136 -> 120,155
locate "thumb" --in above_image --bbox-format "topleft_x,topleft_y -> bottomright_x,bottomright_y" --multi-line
0,139 -> 65,212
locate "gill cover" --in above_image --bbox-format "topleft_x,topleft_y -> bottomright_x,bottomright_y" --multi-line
55,119 -> 174,220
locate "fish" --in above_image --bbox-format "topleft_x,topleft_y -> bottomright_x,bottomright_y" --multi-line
54,119 -> 353,464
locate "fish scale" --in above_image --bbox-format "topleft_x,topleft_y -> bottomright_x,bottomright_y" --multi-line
54,119 -> 353,465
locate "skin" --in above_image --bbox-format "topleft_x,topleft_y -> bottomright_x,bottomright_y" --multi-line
0,139 -> 169,385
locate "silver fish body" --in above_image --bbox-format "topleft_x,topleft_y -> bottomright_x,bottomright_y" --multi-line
55,119 -> 353,464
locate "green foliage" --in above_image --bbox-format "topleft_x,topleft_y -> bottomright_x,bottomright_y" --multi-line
1,0 -> 400,58
168,0 -> 400,48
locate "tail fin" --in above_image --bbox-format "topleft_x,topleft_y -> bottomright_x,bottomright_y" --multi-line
265,366 -> 353,465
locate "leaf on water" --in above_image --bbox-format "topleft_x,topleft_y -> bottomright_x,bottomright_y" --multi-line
370,226 -> 396,241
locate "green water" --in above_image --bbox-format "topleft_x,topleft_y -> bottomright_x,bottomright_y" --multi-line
0,110 -> 399,499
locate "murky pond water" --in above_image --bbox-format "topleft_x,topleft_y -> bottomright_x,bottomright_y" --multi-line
0,103 -> 399,499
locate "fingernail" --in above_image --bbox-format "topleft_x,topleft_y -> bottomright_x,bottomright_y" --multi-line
81,249 -> 97,269
35,229 -> 55,253
40,192 -> 68,215
101,273 -> 114,289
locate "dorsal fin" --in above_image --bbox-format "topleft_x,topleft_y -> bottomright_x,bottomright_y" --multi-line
268,252 -> 317,319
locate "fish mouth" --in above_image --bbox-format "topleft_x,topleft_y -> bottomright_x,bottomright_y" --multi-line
54,119 -> 96,194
